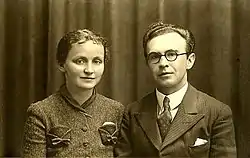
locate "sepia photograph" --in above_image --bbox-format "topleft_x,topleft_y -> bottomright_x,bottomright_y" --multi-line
0,0 -> 250,157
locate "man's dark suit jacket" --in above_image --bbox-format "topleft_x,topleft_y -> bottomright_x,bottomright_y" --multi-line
114,84 -> 236,157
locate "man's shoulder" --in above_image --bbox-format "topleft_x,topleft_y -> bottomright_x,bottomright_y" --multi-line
192,86 -> 232,114
195,87 -> 226,105
126,91 -> 155,111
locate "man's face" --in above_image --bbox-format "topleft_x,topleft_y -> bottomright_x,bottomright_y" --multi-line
146,32 -> 195,94
60,40 -> 105,91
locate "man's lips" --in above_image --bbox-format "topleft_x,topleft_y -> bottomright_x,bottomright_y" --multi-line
158,72 -> 173,77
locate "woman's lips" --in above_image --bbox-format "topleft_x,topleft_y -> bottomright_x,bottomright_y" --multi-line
80,77 -> 95,79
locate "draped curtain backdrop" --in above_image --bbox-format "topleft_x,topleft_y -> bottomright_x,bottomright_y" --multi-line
0,0 -> 250,157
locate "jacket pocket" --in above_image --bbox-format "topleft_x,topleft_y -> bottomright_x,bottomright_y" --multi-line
188,140 -> 210,156
47,125 -> 72,148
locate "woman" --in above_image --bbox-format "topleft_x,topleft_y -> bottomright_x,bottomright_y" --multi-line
22,29 -> 124,157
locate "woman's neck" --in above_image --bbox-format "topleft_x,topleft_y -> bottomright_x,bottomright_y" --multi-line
66,84 -> 93,105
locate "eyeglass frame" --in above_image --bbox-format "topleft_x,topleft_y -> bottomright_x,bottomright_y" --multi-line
146,49 -> 190,64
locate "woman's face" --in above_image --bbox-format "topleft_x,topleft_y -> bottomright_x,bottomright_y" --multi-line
60,40 -> 105,91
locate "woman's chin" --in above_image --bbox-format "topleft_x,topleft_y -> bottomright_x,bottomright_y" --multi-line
78,85 -> 95,90
77,81 -> 99,89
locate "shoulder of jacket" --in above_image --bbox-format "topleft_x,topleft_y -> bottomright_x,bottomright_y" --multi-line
28,93 -> 62,113
196,90 -> 224,105
126,91 -> 154,112
96,93 -> 124,109
195,89 -> 232,114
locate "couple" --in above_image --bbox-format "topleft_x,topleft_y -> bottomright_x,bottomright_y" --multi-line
22,22 -> 236,157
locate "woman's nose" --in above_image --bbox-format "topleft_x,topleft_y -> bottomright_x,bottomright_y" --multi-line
84,63 -> 94,74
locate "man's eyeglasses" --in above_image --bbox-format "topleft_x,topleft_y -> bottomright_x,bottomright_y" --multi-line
147,50 -> 188,64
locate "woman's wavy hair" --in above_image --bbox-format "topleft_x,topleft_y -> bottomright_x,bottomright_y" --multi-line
56,29 -> 109,66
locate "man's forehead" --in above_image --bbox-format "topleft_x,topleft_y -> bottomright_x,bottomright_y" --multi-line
147,32 -> 187,51
150,32 -> 185,42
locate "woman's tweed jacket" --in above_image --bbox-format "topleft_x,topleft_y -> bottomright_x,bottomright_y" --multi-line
22,85 -> 124,157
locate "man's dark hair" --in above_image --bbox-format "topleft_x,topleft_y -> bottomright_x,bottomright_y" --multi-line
57,29 -> 109,66
143,21 -> 195,59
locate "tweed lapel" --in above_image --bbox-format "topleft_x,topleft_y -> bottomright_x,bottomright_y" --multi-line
134,92 -> 161,150
161,84 -> 205,149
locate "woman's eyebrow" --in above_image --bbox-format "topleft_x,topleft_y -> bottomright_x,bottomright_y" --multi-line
93,56 -> 104,59
77,40 -> 86,44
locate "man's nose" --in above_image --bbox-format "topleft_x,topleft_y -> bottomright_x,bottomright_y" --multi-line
84,63 -> 94,74
158,56 -> 169,68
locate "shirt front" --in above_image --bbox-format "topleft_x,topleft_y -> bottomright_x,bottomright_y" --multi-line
156,83 -> 188,121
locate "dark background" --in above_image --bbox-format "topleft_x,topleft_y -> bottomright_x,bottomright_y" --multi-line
0,0 -> 250,157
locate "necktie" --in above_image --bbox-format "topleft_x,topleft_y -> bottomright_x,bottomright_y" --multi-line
157,96 -> 172,141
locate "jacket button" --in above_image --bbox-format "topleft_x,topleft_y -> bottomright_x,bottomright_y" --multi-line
83,142 -> 89,147
81,126 -> 88,132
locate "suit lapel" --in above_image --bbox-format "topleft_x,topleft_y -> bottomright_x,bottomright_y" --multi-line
161,85 -> 205,149
135,92 -> 161,150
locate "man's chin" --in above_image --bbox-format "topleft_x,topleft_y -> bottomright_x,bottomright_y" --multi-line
158,84 -> 174,89
155,79 -> 175,88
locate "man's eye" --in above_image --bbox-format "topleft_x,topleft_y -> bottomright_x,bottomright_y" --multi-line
149,53 -> 160,59
151,55 -> 158,59
167,52 -> 176,57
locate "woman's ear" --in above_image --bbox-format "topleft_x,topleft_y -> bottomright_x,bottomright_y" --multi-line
58,64 -> 65,72
187,53 -> 196,70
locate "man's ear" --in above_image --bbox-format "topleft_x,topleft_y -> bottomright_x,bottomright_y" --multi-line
187,53 -> 196,70
58,64 -> 65,72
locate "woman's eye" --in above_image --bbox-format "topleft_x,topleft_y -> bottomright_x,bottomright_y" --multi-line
93,59 -> 103,64
74,59 -> 86,64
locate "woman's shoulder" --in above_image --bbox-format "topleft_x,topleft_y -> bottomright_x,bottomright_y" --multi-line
95,93 -> 124,109
27,92 -> 63,114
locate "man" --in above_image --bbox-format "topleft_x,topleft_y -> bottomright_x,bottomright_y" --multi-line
114,22 -> 236,157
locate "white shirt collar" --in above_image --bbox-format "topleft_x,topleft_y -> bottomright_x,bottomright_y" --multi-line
156,83 -> 188,112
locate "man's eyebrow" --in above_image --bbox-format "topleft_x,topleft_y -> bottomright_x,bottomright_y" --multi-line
164,49 -> 178,53
149,51 -> 159,53
149,49 -> 177,54
167,49 -> 177,51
